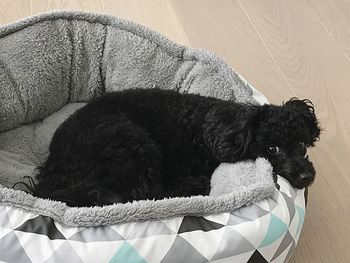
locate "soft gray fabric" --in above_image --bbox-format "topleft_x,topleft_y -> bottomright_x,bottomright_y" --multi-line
0,103 -> 86,188
0,10 -> 256,133
0,11 -> 273,226
0,158 -> 274,227
210,158 -> 274,197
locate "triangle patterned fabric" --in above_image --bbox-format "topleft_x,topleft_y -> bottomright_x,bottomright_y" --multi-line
0,176 -> 306,263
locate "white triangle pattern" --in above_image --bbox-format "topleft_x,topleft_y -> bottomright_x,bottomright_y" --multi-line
288,209 -> 299,240
128,234 -> 177,263
278,177 -> 292,194
109,221 -> 139,239
0,226 -> 11,239
69,240 -> 124,263
294,189 -> 306,208
210,250 -> 255,263
161,216 -> 184,233
271,243 -> 293,263
180,228 -> 226,260
258,234 -> 285,262
294,225 -> 303,244
109,220 -> 174,241
255,198 -> 271,211
6,208 -> 37,229
54,222 -> 84,239
0,173 -> 306,263
15,230 -> 65,262
0,207 -> 11,228
204,213 -> 229,226
229,214 -> 270,248
272,194 -> 290,225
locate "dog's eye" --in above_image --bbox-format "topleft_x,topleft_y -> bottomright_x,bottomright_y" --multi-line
267,146 -> 280,155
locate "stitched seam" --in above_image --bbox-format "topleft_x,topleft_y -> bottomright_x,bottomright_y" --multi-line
97,25 -> 107,94
0,58 -> 27,122
66,21 -> 74,103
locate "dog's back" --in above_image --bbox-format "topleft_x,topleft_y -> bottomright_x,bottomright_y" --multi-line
34,88 -> 221,206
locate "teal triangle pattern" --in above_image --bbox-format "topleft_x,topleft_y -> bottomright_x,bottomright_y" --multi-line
109,241 -> 147,263
259,214 -> 288,248
295,205 -> 305,236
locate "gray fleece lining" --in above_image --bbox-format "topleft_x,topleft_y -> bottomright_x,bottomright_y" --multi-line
0,11 -> 274,227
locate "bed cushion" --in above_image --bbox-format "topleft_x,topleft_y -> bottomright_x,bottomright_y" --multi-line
0,11 -> 306,263
0,176 -> 306,263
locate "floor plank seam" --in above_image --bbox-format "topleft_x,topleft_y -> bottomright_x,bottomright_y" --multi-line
236,0 -> 297,97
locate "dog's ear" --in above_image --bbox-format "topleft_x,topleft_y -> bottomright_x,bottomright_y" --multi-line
202,103 -> 258,162
285,98 -> 321,145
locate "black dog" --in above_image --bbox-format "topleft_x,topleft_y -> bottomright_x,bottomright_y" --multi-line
32,88 -> 320,207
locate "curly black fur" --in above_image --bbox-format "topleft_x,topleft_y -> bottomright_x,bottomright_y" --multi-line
32,88 -> 320,207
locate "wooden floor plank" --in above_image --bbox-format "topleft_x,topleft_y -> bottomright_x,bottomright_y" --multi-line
30,0 -> 83,14
30,0 -> 103,13
169,0 -> 294,103
306,0 -> 350,61
238,0 -> 350,262
102,0 -> 190,45
0,1 -> 349,262
0,0 -> 31,25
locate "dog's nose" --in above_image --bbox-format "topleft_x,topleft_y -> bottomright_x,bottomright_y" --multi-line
299,173 -> 313,181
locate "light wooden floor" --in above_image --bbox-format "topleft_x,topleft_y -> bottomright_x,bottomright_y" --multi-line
1,1 -> 349,262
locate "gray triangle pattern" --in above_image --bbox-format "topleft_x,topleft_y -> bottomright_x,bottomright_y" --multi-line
69,226 -> 124,242
161,235 -> 207,263
281,192 -> 296,224
267,190 -> 280,210
289,184 -> 297,200
211,227 -> 255,260
44,242 -> 84,263
126,220 -> 176,240
277,177 -> 296,199
228,205 -> 269,225
281,181 -> 295,199
284,240 -> 296,263
271,231 -> 295,261
0,231 -> 32,263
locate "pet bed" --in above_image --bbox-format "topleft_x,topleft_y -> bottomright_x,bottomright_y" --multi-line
0,11 -> 307,263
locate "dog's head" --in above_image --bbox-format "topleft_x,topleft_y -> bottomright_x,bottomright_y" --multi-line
251,98 -> 321,188
203,98 -> 321,188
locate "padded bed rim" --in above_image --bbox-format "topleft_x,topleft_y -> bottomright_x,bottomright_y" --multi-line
0,11 -> 275,227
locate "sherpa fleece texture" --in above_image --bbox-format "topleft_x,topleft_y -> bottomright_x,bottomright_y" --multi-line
0,11 -> 274,227
0,158 -> 275,227
210,158 -> 274,197
0,11 -> 257,133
